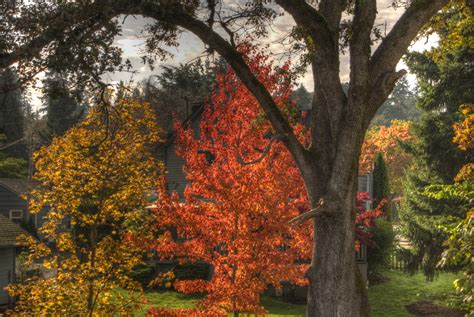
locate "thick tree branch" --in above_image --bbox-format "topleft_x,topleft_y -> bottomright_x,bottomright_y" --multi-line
347,0 -> 377,123
319,0 -> 347,33
120,3 -> 312,174
370,0 -> 449,83
275,1 -> 347,166
275,0 -> 334,48
367,0 -> 449,121
349,0 -> 377,92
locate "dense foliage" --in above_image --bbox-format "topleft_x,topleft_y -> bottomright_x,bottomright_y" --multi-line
426,104 -> 474,313
399,2 -> 474,281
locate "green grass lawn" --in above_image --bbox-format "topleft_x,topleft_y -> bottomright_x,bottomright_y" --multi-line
131,270 -> 459,316
369,270 -> 459,317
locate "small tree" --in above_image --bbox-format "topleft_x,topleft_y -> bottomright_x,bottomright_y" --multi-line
150,47 -> 310,316
373,153 -> 390,219
7,96 -> 162,316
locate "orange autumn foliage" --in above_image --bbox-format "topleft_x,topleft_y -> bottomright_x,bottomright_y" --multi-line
150,46 -> 310,316
453,104 -> 474,182
360,121 -> 412,193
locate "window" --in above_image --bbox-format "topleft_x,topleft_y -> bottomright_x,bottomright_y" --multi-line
9,209 -> 23,224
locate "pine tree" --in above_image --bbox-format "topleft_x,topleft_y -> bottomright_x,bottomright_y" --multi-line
291,84 -> 313,110
0,69 -> 27,159
41,72 -> 85,144
371,77 -> 419,127
136,59 -> 217,133
373,153 -> 390,219
399,5 -> 474,280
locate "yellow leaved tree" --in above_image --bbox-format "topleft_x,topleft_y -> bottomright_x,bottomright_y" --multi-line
7,96 -> 163,316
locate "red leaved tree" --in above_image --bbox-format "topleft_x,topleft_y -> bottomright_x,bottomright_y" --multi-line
148,46 -> 382,316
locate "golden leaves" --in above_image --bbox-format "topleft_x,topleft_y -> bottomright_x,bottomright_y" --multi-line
8,97 -> 163,316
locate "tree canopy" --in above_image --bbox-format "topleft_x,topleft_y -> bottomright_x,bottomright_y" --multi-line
7,96 -> 163,316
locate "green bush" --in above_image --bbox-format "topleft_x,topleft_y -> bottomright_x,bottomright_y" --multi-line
368,219 -> 395,283
174,263 -> 210,280
129,263 -> 156,286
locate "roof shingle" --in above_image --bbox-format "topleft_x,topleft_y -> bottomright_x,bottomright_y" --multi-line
0,215 -> 30,247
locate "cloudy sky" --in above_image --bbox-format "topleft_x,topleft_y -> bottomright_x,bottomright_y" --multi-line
30,1 -> 438,108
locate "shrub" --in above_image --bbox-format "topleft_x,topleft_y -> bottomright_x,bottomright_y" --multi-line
367,219 -> 395,283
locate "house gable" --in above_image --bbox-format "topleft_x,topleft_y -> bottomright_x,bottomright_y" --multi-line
0,183 -> 27,223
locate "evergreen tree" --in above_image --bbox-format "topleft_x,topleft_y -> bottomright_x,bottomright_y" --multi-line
0,68 -> 27,159
399,5 -> 474,280
136,58 -> 217,132
41,72 -> 85,144
371,77 -> 419,127
373,153 -> 390,219
0,134 -> 27,178
291,84 -> 313,110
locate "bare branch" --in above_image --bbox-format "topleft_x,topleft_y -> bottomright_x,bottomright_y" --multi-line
207,0 -> 216,28
289,198 -> 325,227
219,21 -> 236,48
236,136 -> 278,166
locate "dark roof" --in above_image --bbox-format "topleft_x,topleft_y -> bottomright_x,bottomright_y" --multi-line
0,178 -> 30,196
0,178 -> 41,197
0,215 -> 30,247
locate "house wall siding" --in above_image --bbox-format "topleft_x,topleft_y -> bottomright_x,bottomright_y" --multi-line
165,111 -> 202,199
0,185 -> 27,222
0,247 -> 14,305
166,143 -> 187,198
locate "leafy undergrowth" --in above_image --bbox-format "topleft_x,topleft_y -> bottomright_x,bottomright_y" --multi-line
128,270 -> 459,316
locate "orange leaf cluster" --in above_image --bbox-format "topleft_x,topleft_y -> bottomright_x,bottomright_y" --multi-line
453,104 -> 474,182
360,120 -> 412,193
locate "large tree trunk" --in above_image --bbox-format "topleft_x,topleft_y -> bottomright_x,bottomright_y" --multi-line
305,170 -> 370,317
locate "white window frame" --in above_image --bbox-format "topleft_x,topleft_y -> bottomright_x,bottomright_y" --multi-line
9,209 -> 23,224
